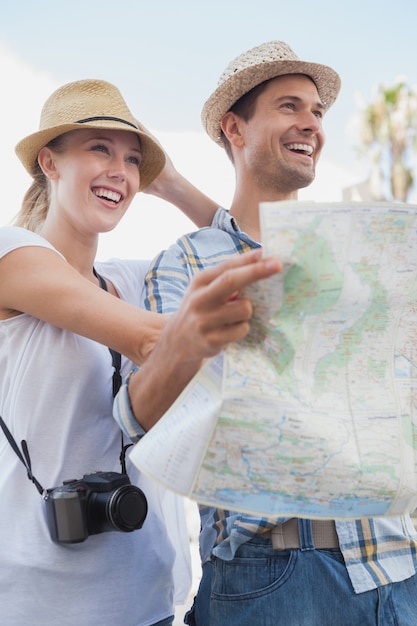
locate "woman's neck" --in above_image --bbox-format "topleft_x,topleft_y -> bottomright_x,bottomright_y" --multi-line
38,222 -> 99,283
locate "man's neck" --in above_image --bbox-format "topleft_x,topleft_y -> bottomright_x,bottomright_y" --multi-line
229,188 -> 298,243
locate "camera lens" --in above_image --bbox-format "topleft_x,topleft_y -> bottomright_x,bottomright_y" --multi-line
84,472 -> 148,536
106,485 -> 148,531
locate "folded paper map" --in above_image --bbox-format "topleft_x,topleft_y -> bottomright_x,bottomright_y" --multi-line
130,202 -> 417,519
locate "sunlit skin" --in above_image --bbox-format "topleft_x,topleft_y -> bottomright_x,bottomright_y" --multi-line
222,74 -> 326,240
37,128 -> 141,277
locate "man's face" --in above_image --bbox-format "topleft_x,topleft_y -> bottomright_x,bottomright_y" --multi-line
235,74 -> 326,197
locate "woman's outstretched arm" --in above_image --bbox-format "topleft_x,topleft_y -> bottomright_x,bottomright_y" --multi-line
0,245 -> 165,364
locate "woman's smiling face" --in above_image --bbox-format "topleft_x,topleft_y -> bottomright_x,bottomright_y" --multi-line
40,128 -> 142,235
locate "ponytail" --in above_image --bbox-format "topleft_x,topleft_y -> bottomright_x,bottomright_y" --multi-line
13,133 -> 70,233
13,163 -> 50,233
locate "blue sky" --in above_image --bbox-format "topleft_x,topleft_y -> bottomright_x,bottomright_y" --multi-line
1,0 -> 415,258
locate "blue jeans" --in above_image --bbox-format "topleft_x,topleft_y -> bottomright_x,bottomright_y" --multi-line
185,535 -> 417,625
153,617 -> 174,626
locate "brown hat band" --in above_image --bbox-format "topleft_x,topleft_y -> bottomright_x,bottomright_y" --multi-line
75,115 -> 138,129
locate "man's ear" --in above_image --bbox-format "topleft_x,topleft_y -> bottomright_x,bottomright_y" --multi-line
221,112 -> 245,149
37,147 -> 59,180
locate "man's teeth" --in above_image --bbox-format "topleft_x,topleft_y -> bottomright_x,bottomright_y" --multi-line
94,188 -> 122,203
287,143 -> 313,155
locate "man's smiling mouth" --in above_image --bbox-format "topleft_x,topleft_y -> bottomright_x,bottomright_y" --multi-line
285,143 -> 314,156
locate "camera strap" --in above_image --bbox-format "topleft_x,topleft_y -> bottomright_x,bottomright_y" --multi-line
0,267 -> 132,495
93,268 -> 122,396
93,268 -> 132,473
0,415 -> 44,494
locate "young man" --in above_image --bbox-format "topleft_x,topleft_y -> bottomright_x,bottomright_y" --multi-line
117,41 -> 417,625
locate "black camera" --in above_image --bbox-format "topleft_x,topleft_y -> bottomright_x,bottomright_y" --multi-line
43,471 -> 148,543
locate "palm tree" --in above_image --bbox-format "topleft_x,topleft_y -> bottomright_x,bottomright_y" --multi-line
357,80 -> 417,202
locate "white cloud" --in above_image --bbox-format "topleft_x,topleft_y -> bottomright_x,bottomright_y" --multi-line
0,41 -> 58,226
0,42 -> 364,263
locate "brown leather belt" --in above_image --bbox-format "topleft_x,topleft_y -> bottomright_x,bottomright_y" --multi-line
264,519 -> 339,550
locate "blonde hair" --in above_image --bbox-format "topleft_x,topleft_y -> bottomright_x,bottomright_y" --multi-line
13,134 -> 68,233
13,164 -> 50,233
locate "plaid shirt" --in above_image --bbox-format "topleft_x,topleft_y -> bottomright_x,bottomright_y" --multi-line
114,208 -> 417,594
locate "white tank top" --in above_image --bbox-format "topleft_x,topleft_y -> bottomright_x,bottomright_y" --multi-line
0,226 -> 191,626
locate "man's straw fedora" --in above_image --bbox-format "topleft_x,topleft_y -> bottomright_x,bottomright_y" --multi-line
202,40 -> 341,145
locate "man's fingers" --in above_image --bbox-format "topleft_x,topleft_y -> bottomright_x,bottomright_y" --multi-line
171,251 -> 281,363
191,250 -> 281,303
194,249 -> 262,285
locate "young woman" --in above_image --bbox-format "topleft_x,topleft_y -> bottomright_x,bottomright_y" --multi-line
0,79 -> 279,626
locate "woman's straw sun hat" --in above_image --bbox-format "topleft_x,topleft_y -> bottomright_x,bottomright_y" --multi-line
15,79 -> 166,191
202,40 -> 341,145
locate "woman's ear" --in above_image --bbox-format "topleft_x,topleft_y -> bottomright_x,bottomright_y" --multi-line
37,147 -> 59,180
220,112 -> 245,149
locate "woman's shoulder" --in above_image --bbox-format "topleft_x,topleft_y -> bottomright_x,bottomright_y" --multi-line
0,226 -> 56,259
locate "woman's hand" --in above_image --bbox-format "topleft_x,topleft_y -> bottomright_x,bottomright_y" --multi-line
136,119 -> 219,227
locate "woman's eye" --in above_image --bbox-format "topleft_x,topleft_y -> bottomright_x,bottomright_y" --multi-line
127,155 -> 140,167
91,144 -> 109,153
